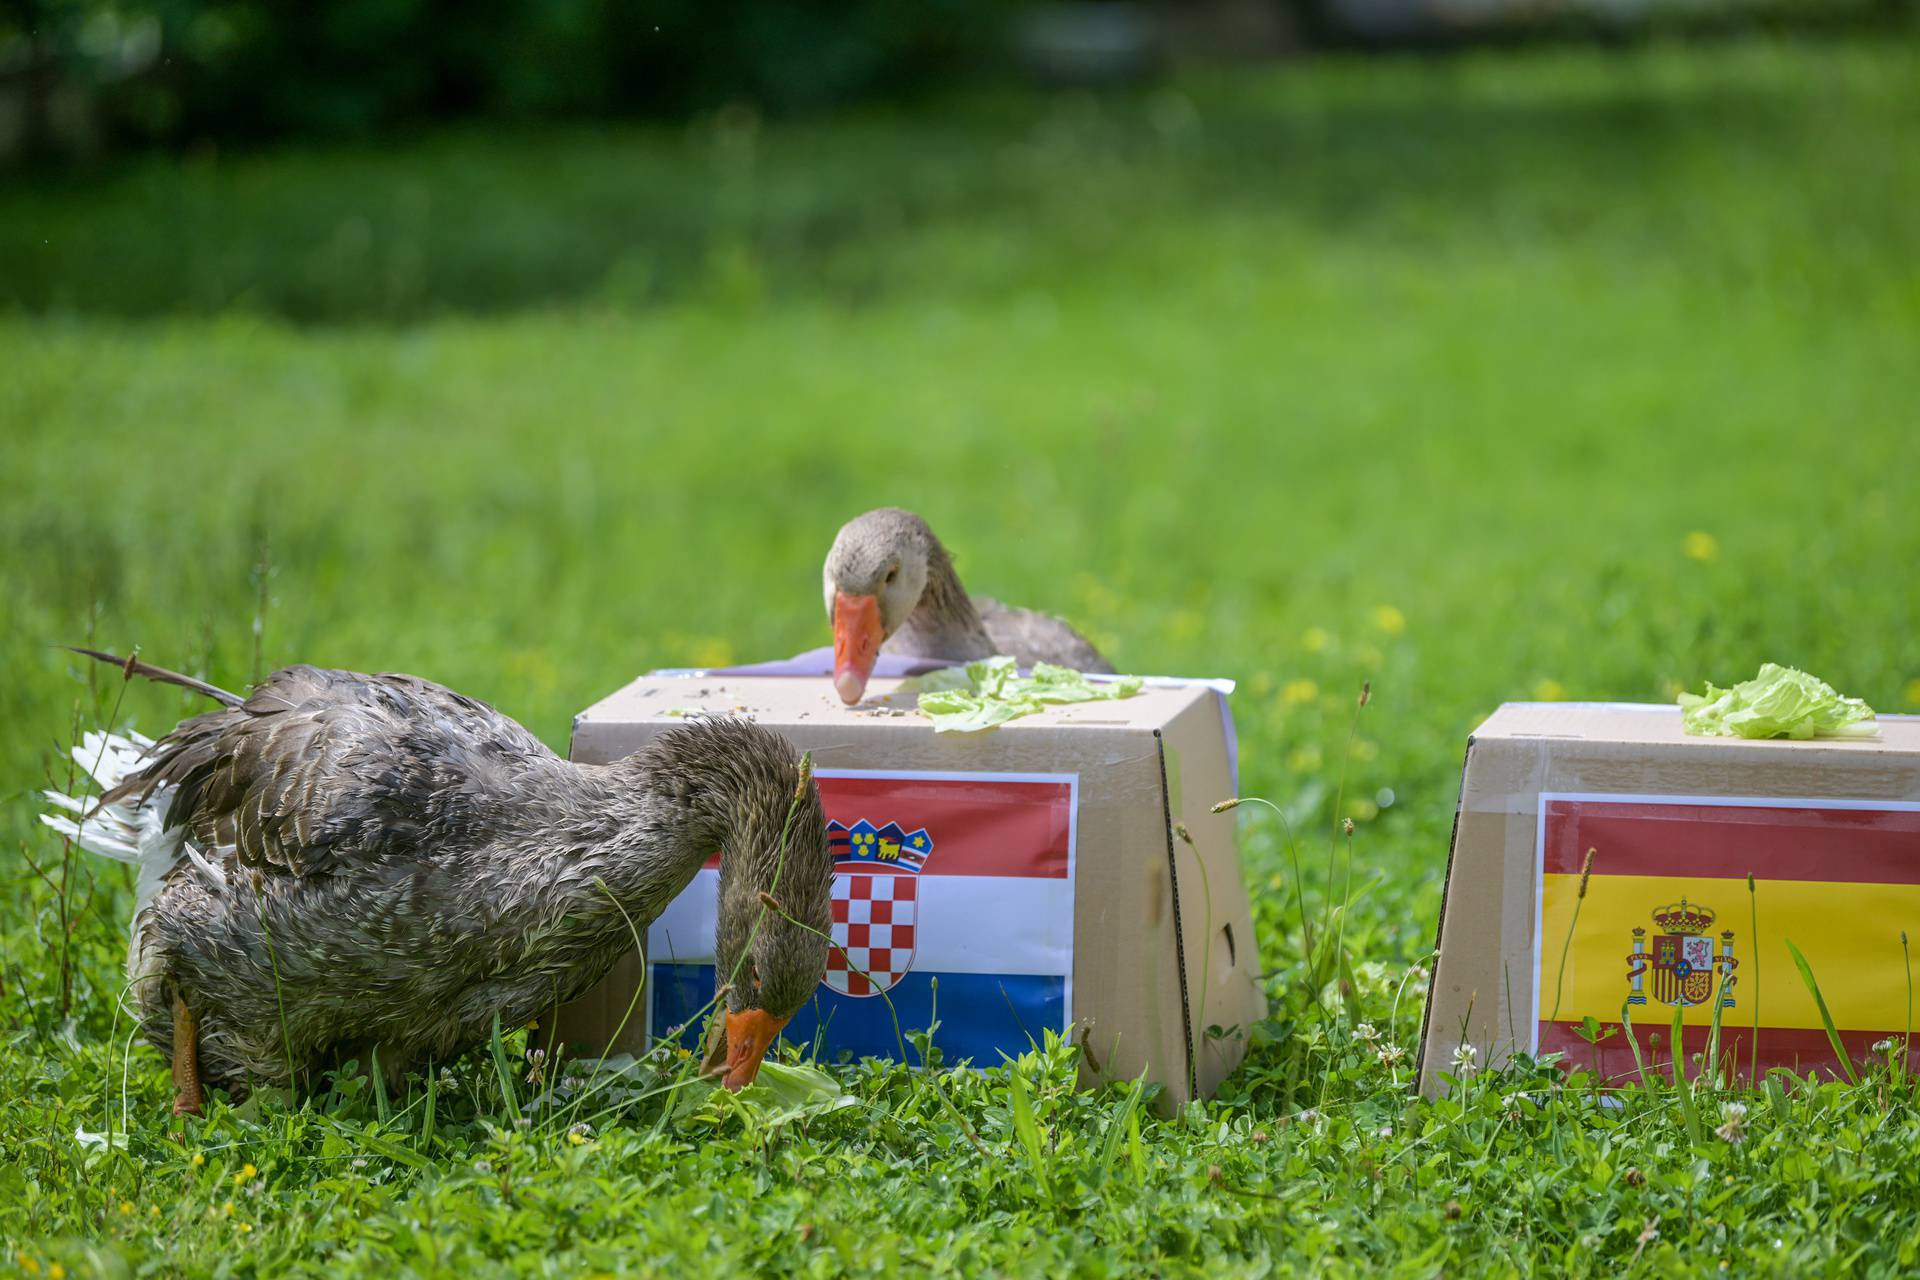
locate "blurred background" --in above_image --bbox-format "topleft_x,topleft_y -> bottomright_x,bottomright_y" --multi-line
0,0 -> 1901,163
3,1 -> 1917,1041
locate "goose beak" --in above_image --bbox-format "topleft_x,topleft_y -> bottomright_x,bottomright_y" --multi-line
720,1009 -> 789,1091
832,591 -> 883,705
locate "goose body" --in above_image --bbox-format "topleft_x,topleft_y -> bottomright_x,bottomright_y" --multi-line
823,508 -> 1114,703
46,653 -> 831,1111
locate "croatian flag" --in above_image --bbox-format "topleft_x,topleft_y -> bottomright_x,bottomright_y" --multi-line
646,769 -> 1078,1064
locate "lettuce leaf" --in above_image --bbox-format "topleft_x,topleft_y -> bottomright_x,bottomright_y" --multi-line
1678,663 -> 1877,740
905,656 -> 1143,732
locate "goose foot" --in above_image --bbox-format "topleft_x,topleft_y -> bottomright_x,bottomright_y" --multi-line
171,993 -> 204,1117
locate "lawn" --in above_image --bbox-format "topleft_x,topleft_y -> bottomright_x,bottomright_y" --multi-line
4,32 -> 1920,1277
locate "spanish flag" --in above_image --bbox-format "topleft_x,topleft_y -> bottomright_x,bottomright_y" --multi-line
1536,794 -> 1920,1082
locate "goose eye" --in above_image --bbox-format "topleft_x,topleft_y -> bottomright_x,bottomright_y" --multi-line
884,566 -> 899,585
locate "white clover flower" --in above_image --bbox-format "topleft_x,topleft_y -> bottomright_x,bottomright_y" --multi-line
1354,1022 -> 1380,1043
1873,1039 -> 1895,1054
1376,1043 -> 1407,1068
1715,1101 -> 1748,1145
1450,1043 -> 1478,1076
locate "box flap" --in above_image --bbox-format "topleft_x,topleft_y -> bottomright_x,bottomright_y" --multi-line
1474,701 -> 1920,754
577,673 -> 1217,738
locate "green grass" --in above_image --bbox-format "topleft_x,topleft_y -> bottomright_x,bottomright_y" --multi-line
5,33 -> 1920,1277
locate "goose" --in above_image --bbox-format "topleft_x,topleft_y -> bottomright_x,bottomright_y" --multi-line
822,508 -> 1114,704
44,649 -> 832,1116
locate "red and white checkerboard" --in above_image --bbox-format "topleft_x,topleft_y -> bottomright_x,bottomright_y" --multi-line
826,871 -> 919,996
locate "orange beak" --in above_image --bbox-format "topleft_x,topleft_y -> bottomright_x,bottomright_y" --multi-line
832,591 -> 883,705
720,1008 -> 789,1092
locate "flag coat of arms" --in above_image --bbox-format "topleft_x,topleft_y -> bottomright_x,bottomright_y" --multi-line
646,768 -> 1077,1063
1535,792 -> 1920,1082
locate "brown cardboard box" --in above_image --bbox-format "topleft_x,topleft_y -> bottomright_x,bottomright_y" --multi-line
553,672 -> 1266,1105
1419,702 -> 1920,1097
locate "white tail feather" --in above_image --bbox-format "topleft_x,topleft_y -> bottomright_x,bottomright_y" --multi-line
43,728 -> 201,940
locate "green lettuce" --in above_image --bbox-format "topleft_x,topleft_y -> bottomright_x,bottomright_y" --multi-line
1678,663 -> 1877,740
905,656 -> 1143,732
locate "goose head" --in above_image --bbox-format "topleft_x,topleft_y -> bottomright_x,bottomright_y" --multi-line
651,719 -> 834,1091
822,508 -> 938,704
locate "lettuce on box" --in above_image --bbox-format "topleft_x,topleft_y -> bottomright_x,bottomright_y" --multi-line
1679,663 -> 1877,740
907,656 -> 1144,732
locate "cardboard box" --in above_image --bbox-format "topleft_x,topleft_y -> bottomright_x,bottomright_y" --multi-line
1419,702 -> 1920,1096
553,671 -> 1266,1105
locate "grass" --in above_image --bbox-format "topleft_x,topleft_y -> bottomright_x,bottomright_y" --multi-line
5,32 -> 1920,1277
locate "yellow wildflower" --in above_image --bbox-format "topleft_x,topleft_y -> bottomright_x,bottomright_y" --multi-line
1301,627 -> 1329,653
222,1200 -> 235,1217
1533,678 -> 1567,702
1280,679 -> 1319,707
1683,531 -> 1720,562
120,1200 -> 134,1215
18,1255 -> 40,1276
1371,605 -> 1406,637
1287,744 -> 1323,773
48,1266 -> 65,1280
190,1153 -> 204,1167
234,1163 -> 257,1185
1905,678 -> 1920,709
690,637 -> 734,669
568,1130 -> 588,1146
236,1222 -> 253,1235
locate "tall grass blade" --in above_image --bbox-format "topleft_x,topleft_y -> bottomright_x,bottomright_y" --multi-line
1095,1075 -> 1147,1188
371,1046 -> 391,1123
1548,849 -> 1595,1024
1620,1000 -> 1653,1090
358,1130 -> 432,1170
1784,938 -> 1858,1086
1005,1061 -> 1051,1200
421,1066 -> 438,1149
1319,682 -> 1370,966
1669,1002 -> 1704,1146
1902,931 -> 1912,1093
1704,966 -> 1732,1090
1748,873 -> 1760,1086
490,1011 -> 524,1123
1126,1101 -> 1146,1188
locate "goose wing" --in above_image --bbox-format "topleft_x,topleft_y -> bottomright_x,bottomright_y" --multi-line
108,665 -> 556,880
977,599 -> 1115,673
